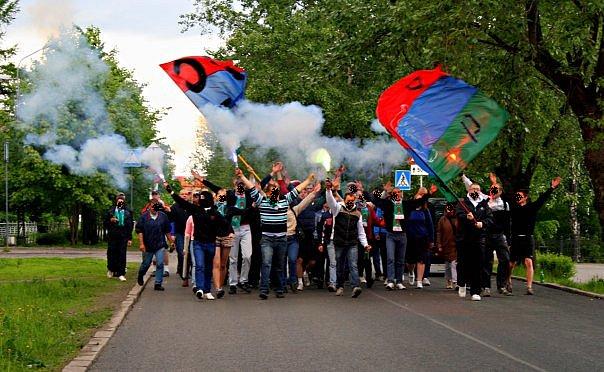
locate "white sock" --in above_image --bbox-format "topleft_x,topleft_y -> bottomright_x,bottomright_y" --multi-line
298,278 -> 303,285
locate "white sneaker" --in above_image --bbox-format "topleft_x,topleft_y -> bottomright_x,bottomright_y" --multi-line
107,270 -> 113,279
118,275 -> 126,282
471,294 -> 482,301
204,293 -> 215,300
336,287 -> 344,296
384,279 -> 389,286
385,282 -> 395,291
303,272 -> 310,287
422,278 -> 431,286
396,283 -> 406,290
360,276 -> 367,284
416,281 -> 423,289
409,272 -> 415,286
297,282 -> 304,291
458,285 -> 467,298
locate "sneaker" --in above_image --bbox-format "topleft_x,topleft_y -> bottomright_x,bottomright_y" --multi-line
327,284 -> 336,292
182,279 -> 189,287
409,272 -> 415,286
506,283 -> 513,294
458,285 -> 467,298
452,281 -> 458,289
204,293 -> 215,300
482,288 -> 491,297
118,275 -> 127,282
471,294 -> 481,301
499,287 -> 513,296
526,287 -> 534,295
276,291 -> 285,298
195,289 -> 204,299
154,284 -> 165,291
216,288 -> 225,299
396,283 -> 406,290
229,285 -> 237,295
422,278 -> 431,286
352,287 -> 362,298
238,282 -> 252,293
297,282 -> 304,291
360,276 -> 367,284
383,279 -> 389,287
416,281 -> 423,289
163,269 -> 170,277
137,274 -> 144,286
107,270 -> 113,279
336,287 -> 344,296
446,280 -> 453,289
303,273 -> 310,287
385,282 -> 395,291
259,292 -> 268,300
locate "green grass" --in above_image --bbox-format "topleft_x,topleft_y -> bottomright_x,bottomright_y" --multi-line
0,258 -> 136,371
510,264 -> 604,295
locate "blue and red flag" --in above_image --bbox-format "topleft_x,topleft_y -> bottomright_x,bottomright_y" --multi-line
160,56 -> 247,108
376,66 -> 508,187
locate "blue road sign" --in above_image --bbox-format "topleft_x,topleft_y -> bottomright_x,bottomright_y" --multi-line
394,170 -> 411,191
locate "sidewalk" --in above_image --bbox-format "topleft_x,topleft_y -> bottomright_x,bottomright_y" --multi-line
0,247 -> 141,261
574,263 -> 604,283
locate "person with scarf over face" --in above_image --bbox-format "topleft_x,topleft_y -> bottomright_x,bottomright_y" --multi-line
462,173 -> 513,297
436,203 -> 458,289
191,170 -> 256,296
456,181 -> 493,301
354,185 -> 384,289
164,183 -> 228,300
238,168 -> 314,299
373,182 -> 436,291
508,176 -> 562,295
325,179 -> 371,298
104,193 -> 134,281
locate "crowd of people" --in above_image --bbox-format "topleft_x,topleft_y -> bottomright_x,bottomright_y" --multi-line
104,161 -> 561,301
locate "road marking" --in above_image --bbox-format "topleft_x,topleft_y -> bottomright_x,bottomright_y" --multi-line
369,291 -> 547,372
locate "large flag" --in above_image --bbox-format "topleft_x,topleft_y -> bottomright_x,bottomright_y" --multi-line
160,56 -> 247,109
376,67 -> 508,187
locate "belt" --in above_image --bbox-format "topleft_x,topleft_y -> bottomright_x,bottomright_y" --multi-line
514,234 -> 532,237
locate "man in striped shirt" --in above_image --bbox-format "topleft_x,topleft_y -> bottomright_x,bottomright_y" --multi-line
235,168 -> 315,299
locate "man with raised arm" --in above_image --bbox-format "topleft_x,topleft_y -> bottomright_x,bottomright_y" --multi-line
236,168 -> 315,299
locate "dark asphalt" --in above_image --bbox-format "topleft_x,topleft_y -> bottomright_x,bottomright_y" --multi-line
91,274 -> 604,372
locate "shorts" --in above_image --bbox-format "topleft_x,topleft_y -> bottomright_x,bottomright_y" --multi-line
406,235 -> 430,264
215,234 -> 234,250
297,229 -> 316,262
510,235 -> 535,264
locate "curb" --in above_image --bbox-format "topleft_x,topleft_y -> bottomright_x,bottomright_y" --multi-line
61,273 -> 151,372
510,275 -> 603,300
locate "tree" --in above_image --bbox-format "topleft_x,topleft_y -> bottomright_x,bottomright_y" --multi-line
10,26 -> 165,244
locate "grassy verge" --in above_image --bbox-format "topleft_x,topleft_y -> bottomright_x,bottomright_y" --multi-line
510,264 -> 604,294
0,258 -> 137,371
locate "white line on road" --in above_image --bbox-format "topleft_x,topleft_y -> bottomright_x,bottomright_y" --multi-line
369,291 -> 547,372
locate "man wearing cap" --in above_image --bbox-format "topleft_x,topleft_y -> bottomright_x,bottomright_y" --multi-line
104,194 -> 134,281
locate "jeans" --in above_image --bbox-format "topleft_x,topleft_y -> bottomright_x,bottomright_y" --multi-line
191,241 -> 216,292
327,242 -> 337,286
386,232 -> 407,283
370,237 -> 384,276
283,236 -> 299,285
486,233 -> 511,289
174,233 -> 185,277
260,235 -> 287,294
335,244 -> 359,288
138,248 -> 165,285
229,225 -> 253,285
445,260 -> 457,282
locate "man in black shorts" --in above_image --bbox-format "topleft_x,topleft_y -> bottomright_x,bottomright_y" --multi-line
509,177 -> 561,295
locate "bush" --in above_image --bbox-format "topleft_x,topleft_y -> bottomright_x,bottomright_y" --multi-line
536,252 -> 576,280
35,230 -> 70,245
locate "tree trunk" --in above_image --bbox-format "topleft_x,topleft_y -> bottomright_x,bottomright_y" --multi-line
68,204 -> 80,245
570,151 -> 581,261
81,205 -> 98,245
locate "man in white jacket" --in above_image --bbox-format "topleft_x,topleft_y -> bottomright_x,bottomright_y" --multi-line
325,180 -> 371,298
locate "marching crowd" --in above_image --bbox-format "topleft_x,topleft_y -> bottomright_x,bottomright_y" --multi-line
104,161 -> 561,302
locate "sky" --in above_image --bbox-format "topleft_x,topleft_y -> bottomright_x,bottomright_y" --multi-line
2,0 -> 223,175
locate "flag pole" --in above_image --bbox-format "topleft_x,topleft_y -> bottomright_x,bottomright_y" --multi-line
237,154 -> 261,181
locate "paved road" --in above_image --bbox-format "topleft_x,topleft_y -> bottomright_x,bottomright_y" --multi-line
574,263 -> 604,283
91,269 -> 604,372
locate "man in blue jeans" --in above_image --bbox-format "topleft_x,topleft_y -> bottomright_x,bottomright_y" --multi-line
136,201 -> 173,291
236,168 -> 314,299
372,184 -> 435,291
325,180 -> 371,298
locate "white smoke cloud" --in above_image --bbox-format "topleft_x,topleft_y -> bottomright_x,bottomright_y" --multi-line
200,100 -> 406,180
17,29 -> 166,189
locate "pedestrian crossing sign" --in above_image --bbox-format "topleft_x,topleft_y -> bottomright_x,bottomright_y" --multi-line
394,170 -> 411,190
